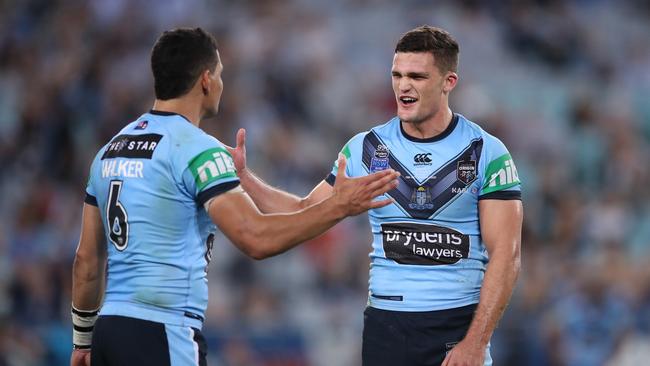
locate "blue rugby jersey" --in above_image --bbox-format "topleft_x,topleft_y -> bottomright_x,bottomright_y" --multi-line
327,113 -> 521,312
85,110 -> 239,329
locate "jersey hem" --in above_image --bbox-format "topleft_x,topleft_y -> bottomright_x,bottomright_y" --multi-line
367,297 -> 480,312
100,301 -> 203,330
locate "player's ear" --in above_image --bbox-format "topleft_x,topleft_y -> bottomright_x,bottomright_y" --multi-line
200,69 -> 211,96
443,72 -> 458,94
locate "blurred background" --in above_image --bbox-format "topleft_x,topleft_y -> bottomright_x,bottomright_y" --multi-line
1,0 -> 650,365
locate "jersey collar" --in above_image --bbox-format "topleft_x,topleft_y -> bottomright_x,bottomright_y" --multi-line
399,113 -> 459,143
149,110 -> 193,124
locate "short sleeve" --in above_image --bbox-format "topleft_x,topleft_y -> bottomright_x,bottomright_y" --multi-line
478,135 -> 522,200
84,154 -> 99,206
325,132 -> 365,186
176,135 -> 240,206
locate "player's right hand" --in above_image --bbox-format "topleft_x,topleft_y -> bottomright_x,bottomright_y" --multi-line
70,349 -> 91,366
332,154 -> 399,216
225,128 -> 247,174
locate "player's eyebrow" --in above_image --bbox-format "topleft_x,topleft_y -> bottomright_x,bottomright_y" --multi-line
406,72 -> 429,78
391,70 -> 429,79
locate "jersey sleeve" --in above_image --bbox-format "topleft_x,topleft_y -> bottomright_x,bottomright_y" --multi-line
175,134 -> 240,206
478,134 -> 522,200
325,132 -> 367,186
84,152 -> 101,206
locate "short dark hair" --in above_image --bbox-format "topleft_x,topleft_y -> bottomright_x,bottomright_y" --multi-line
151,27 -> 219,100
395,26 -> 459,73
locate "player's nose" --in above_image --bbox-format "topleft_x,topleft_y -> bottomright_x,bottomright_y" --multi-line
398,78 -> 412,92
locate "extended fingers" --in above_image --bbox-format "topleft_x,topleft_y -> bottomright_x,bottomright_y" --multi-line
369,198 -> 394,209
364,171 -> 400,194
357,169 -> 394,184
236,128 -> 246,149
335,154 -> 348,181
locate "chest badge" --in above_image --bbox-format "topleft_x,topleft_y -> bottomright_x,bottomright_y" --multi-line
409,186 -> 434,210
457,160 -> 477,185
370,144 -> 390,172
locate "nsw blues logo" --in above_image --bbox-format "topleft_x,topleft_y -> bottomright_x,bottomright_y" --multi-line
370,144 -> 390,172
409,186 -> 434,210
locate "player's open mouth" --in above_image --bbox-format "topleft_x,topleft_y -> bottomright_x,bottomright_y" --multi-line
399,96 -> 418,106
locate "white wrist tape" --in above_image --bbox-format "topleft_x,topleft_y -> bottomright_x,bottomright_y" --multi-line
72,304 -> 99,349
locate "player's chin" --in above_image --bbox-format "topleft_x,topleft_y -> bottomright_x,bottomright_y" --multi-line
397,109 -> 419,124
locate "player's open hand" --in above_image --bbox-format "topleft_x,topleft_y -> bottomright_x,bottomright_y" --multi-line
440,338 -> 485,366
70,349 -> 91,366
332,154 -> 399,216
225,128 -> 247,174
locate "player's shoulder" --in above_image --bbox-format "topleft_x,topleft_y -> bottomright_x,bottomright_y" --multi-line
369,116 -> 400,137
456,113 -> 508,149
341,117 -> 398,151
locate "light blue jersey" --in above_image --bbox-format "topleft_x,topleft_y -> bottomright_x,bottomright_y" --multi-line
85,110 -> 239,329
327,114 -> 521,312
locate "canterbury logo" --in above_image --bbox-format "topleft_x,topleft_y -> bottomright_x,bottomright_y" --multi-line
414,153 -> 432,163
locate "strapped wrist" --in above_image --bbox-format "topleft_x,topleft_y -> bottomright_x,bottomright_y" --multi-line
71,304 -> 99,349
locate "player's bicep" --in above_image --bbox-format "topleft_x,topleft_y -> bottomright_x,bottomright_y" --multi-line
478,199 -> 522,257
206,190 -> 262,254
76,203 -> 107,262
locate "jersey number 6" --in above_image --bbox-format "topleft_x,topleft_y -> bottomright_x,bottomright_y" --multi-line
107,180 -> 129,251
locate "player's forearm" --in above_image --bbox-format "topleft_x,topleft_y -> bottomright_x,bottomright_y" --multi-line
239,169 -> 307,213
463,248 -> 520,347
72,253 -> 106,310
247,196 -> 344,258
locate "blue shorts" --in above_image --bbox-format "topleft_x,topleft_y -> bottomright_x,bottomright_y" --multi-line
362,304 -> 492,366
91,315 -> 207,366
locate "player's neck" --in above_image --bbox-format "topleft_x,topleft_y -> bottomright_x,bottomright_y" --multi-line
152,98 -> 202,127
401,107 -> 453,140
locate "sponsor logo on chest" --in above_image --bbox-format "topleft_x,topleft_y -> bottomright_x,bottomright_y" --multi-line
413,153 -> 432,166
381,222 -> 470,265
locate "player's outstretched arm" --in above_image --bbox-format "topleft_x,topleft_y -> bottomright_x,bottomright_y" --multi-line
226,128 -> 333,213
207,156 -> 398,259
71,203 -> 108,366
442,199 -> 522,366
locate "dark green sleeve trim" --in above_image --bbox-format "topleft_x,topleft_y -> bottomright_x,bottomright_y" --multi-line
478,190 -> 521,201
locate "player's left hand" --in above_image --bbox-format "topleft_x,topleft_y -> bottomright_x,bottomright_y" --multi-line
225,128 -> 247,174
70,348 -> 91,366
440,338 -> 485,366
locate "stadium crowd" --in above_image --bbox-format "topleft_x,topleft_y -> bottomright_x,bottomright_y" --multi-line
1,0 -> 650,365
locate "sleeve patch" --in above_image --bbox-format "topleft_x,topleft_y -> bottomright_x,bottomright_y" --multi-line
341,143 -> 351,159
188,147 -> 237,191
482,153 -> 520,195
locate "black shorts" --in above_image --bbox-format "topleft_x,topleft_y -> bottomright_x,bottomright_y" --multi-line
91,315 -> 207,366
362,304 -> 488,366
